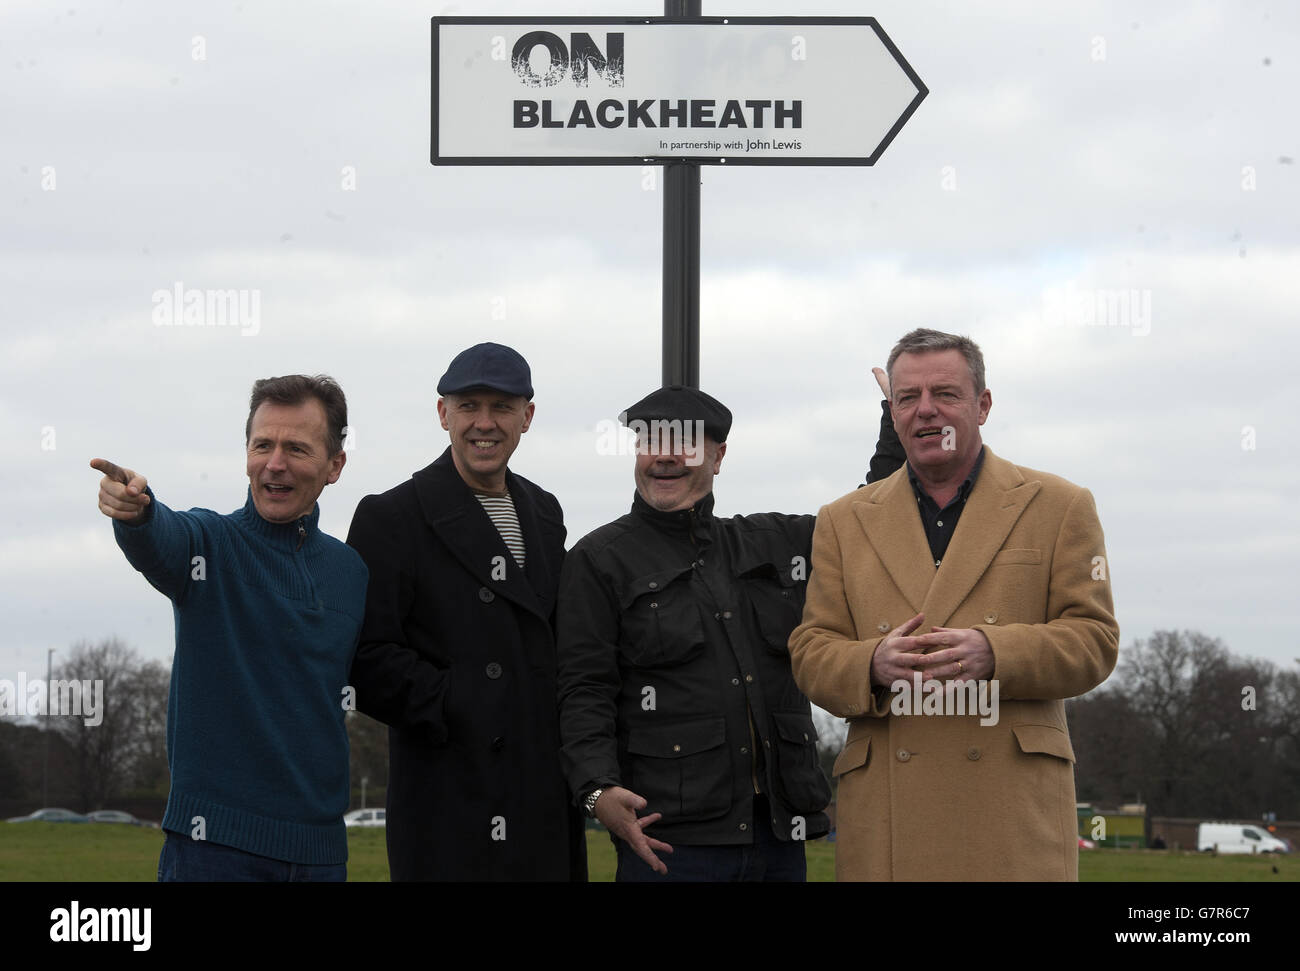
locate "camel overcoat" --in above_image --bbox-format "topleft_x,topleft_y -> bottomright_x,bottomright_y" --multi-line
789,449 -> 1119,881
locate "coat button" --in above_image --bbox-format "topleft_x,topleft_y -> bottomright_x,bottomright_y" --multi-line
672,744 -> 681,752
740,746 -> 748,754
731,678 -> 740,686
491,736 -> 505,751
848,703 -> 859,714
648,581 -> 659,589
478,587 -> 495,603
896,749 -> 911,762
722,610 -> 732,619
738,822 -> 747,831
967,747 -> 981,761
485,662 -> 502,679
877,621 -> 890,633
984,612 -> 997,624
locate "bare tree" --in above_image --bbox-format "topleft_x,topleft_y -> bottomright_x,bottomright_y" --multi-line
1274,664 -> 1300,802
51,638 -> 154,810
1101,630 -> 1296,819
123,659 -> 171,793
1067,686 -> 1153,808
1116,630 -> 1228,815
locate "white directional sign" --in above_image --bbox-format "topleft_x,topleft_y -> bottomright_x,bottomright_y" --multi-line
432,18 -> 927,165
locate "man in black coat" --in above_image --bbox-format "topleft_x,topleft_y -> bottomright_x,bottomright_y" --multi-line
346,343 -> 585,880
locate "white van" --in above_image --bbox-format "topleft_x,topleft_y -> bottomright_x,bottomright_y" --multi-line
1197,822 -> 1288,854
343,808 -> 386,828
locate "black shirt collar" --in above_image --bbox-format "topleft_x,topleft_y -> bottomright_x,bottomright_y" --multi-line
906,445 -> 987,509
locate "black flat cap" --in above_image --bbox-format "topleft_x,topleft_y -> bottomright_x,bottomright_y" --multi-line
437,343 -> 533,399
620,385 -> 732,443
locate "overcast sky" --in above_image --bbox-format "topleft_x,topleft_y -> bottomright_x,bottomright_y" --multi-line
3,0 -> 1297,699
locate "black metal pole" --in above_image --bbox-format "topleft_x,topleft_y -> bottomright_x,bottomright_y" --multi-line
42,647 -> 52,807
662,0 -> 701,388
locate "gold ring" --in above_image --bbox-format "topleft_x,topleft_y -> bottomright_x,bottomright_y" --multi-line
957,660 -> 964,674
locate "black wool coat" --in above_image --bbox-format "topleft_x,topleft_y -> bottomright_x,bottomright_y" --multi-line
346,447 -> 585,880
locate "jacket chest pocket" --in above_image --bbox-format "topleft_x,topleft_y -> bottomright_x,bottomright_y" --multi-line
626,715 -> 730,822
740,562 -> 803,657
618,567 -> 707,669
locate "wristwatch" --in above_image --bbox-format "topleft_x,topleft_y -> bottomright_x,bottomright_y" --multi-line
583,788 -> 605,818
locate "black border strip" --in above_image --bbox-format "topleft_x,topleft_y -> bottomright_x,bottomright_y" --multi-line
430,17 -> 927,167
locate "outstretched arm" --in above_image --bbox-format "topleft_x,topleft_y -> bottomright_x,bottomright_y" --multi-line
90,457 -> 195,601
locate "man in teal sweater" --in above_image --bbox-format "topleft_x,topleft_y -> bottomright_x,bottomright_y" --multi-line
91,374 -> 368,881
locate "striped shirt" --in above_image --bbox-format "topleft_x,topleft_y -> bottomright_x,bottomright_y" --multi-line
474,490 -> 525,568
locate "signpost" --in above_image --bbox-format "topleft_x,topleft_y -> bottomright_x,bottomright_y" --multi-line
431,8 -> 927,385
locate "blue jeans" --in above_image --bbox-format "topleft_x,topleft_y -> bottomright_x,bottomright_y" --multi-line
157,830 -> 347,882
614,797 -> 807,882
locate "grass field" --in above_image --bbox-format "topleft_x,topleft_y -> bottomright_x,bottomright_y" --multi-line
2,822 -> 1297,881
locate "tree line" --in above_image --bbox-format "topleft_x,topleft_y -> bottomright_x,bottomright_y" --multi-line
1068,629 -> 1300,821
4,630 -> 1296,821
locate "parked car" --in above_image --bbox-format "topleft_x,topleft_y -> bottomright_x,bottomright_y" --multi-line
6,807 -> 90,823
344,808 -> 386,828
1197,822 -> 1289,855
86,810 -> 148,826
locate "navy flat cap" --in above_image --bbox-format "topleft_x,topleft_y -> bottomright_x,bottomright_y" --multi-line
620,385 -> 733,443
437,343 -> 534,399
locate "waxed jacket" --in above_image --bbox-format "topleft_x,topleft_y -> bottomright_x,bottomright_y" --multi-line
556,491 -> 832,845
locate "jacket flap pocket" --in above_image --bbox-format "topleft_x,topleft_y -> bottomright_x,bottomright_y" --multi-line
619,565 -> 695,609
627,716 -> 725,759
734,549 -> 796,585
1012,724 -> 1075,762
772,710 -> 818,744
993,548 -> 1042,566
831,736 -> 870,778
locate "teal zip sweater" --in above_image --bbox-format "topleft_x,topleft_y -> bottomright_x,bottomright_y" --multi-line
114,488 -> 368,864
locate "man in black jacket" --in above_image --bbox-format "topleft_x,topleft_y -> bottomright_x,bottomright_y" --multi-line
346,343 -> 584,880
557,385 -> 897,881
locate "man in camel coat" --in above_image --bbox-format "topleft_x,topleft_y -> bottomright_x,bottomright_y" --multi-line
789,328 -> 1119,881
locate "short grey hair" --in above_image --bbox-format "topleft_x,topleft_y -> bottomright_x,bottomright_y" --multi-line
886,328 -> 986,395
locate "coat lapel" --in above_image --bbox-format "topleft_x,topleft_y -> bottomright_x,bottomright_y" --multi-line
412,449 -> 551,622
919,448 -> 1040,629
850,470 -> 934,616
507,465 -> 564,609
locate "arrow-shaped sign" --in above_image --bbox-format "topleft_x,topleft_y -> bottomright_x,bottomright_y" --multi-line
433,17 -> 927,165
